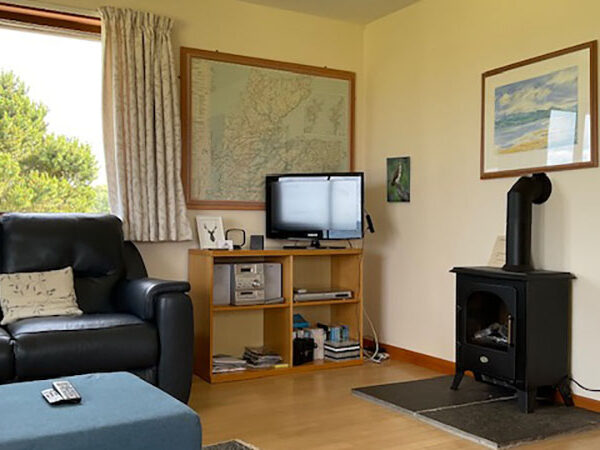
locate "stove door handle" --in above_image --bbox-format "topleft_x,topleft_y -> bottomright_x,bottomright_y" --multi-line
507,314 -> 514,346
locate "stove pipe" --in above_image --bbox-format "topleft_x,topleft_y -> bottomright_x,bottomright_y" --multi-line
503,173 -> 552,272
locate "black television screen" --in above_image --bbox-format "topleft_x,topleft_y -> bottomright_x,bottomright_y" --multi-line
266,173 -> 364,241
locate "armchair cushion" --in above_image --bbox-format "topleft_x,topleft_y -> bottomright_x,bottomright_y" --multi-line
0,267 -> 82,325
8,314 -> 157,380
115,278 -> 191,320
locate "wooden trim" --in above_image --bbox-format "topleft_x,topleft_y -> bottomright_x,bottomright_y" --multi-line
364,338 -> 454,375
0,2 -> 101,34
186,199 -> 265,211
189,248 -> 362,257
210,358 -> 363,383
366,338 -> 600,412
480,40 -> 598,179
571,393 -> 600,413
180,47 -> 356,210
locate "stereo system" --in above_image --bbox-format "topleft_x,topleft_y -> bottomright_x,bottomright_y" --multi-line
213,263 -> 282,306
233,263 -> 264,290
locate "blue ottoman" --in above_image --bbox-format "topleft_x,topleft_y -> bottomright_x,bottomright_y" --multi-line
0,372 -> 202,450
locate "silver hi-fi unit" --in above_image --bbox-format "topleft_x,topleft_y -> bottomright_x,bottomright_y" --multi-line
232,263 -> 264,290
264,263 -> 283,303
212,264 -> 232,306
231,263 -> 265,305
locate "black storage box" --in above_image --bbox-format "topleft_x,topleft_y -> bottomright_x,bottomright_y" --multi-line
293,338 -> 315,366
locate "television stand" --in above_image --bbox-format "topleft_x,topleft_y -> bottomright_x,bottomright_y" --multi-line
188,247 -> 364,383
283,239 -> 346,250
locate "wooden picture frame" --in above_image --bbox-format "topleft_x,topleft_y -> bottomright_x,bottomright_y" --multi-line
481,41 -> 598,179
181,48 -> 355,210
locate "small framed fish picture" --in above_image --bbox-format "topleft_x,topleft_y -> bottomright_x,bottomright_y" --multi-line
387,157 -> 410,202
196,216 -> 225,249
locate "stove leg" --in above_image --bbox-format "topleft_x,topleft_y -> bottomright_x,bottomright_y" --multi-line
558,378 -> 574,407
517,388 -> 536,413
450,370 -> 464,390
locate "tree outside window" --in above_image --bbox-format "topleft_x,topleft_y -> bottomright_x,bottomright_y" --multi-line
0,26 -> 108,213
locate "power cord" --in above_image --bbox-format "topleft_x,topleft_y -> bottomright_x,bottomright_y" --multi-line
569,377 -> 600,392
363,309 -> 381,362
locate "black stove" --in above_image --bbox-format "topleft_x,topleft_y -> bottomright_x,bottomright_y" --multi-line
450,174 -> 574,413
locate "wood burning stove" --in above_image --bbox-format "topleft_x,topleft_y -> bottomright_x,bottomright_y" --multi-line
451,173 -> 574,413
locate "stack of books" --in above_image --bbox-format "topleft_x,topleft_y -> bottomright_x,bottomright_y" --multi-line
212,354 -> 247,374
243,346 -> 282,369
324,340 -> 361,361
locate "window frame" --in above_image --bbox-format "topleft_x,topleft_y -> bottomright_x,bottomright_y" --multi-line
0,2 -> 100,35
0,2 -> 106,214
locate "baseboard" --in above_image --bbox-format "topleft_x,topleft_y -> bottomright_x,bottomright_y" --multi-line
364,338 -> 600,412
364,338 -> 455,375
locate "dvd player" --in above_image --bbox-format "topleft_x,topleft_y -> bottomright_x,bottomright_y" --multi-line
293,289 -> 353,302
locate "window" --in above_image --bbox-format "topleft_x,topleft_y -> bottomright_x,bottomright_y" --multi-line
0,4 -> 107,213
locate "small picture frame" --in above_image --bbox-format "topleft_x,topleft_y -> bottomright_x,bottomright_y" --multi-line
387,156 -> 410,202
196,216 -> 225,249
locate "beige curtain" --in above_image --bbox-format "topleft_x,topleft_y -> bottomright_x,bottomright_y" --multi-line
100,7 -> 191,242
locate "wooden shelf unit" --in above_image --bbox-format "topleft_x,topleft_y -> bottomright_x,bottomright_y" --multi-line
188,248 -> 363,383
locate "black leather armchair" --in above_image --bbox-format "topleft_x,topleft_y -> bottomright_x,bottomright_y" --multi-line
0,213 -> 194,403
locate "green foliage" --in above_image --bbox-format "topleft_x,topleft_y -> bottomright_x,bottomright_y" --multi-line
0,70 -> 108,213
91,184 -> 109,213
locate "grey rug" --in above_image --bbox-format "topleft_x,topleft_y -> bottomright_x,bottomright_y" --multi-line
204,439 -> 259,450
353,375 -> 600,448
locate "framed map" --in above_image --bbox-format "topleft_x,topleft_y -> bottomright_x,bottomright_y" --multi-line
181,48 -> 355,210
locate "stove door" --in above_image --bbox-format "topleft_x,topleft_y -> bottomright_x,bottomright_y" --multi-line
458,281 -> 517,380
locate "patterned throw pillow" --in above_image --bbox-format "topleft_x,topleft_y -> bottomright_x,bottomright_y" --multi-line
0,267 -> 83,325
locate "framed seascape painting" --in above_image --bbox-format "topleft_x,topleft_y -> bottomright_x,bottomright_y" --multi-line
180,48 -> 355,210
481,41 -> 598,179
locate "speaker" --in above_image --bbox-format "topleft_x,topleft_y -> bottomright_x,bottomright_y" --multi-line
250,235 -> 264,250
264,263 -> 281,300
213,264 -> 232,305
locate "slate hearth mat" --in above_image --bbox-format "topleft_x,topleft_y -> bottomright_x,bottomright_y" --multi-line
422,398 -> 600,448
352,375 -> 600,448
352,376 -> 600,448
352,374 -> 515,412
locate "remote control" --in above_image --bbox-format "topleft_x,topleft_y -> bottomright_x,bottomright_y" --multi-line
52,380 -> 82,404
41,388 -> 65,405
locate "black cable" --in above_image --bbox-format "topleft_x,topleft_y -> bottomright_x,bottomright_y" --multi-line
570,377 -> 600,392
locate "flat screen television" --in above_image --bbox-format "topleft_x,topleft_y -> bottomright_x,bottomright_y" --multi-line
266,173 -> 364,246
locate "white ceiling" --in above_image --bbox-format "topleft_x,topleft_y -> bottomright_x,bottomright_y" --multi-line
239,0 -> 420,24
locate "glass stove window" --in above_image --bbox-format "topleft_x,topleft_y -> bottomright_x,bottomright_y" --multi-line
466,291 -> 510,351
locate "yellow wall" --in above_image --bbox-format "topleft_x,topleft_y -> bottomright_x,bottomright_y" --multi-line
364,0 -> 600,399
45,0 -> 365,280
37,0 -> 600,399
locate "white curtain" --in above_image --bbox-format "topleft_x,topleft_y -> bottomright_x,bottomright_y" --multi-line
100,7 -> 191,242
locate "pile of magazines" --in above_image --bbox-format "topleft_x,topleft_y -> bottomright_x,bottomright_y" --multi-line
212,354 -> 247,374
243,346 -> 282,369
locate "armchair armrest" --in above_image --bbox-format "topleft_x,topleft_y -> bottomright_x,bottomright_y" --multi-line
115,278 -> 191,320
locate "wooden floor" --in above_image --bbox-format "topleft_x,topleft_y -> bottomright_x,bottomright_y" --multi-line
189,360 -> 600,449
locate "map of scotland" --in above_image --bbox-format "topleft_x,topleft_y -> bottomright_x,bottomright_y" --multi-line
190,59 -> 351,203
